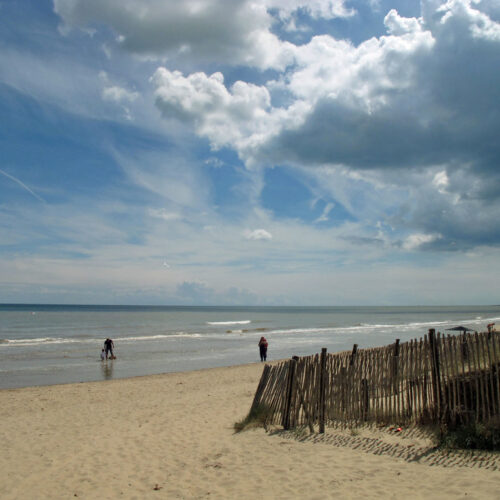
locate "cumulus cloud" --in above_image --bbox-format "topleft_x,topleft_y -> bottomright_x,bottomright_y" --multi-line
53,1 -> 354,69
151,5 -> 438,164
384,8 -> 423,36
267,7 -> 491,172
53,0 -> 301,69
52,0 -> 500,252
148,0 -> 500,251
268,0 -> 354,22
152,68 -> 287,155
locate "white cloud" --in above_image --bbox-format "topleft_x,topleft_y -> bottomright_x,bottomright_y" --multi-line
402,233 -> 442,250
147,0 -> 499,186
148,208 -> 182,221
243,228 -> 273,240
98,71 -> 139,120
2,170 -> 499,305
432,170 -> 449,193
384,9 -> 423,36
277,16 -> 435,110
0,47 -> 103,119
436,0 -> 500,41
314,202 -> 334,223
3,0 -> 500,307
53,1 -> 355,70
268,0 -> 354,21
0,47 -> 166,132
46,0 -> 500,253
113,149 -> 211,211
150,6 -> 436,162
0,168 -> 46,203
102,85 -> 139,103
54,0 -> 298,70
152,68 -> 284,155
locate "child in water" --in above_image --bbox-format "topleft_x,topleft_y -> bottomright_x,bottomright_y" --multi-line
100,348 -> 106,361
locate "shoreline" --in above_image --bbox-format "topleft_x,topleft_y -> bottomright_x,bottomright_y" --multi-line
0,358 -> 286,392
0,359 -> 277,392
1,362 -> 499,499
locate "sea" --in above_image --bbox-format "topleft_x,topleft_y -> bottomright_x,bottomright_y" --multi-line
1,304 -> 499,390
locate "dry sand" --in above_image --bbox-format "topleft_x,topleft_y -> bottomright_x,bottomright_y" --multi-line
1,361 -> 499,499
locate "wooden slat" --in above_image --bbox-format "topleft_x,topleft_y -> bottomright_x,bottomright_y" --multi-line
247,328 -> 500,432
448,334 -> 459,427
440,333 -> 451,423
250,364 -> 270,411
473,332 -> 487,421
484,332 -> 497,417
491,332 -> 500,420
460,333 -> 472,425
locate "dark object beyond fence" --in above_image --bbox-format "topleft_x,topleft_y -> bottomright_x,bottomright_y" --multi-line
249,329 -> 500,431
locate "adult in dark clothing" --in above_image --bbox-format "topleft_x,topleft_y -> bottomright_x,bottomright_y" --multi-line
258,337 -> 268,362
104,338 -> 115,360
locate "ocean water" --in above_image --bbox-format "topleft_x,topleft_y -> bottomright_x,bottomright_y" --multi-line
1,304 -> 499,389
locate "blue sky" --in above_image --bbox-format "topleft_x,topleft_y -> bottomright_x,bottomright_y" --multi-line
0,0 -> 499,305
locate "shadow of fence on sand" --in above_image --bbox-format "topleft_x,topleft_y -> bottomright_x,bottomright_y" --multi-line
269,427 -> 500,471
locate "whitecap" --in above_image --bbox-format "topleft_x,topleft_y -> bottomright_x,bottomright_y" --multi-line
206,320 -> 251,326
117,333 -> 202,342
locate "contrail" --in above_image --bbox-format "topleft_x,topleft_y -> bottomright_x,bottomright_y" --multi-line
0,168 -> 45,203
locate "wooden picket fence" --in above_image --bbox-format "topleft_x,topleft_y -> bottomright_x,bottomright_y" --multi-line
250,329 -> 500,431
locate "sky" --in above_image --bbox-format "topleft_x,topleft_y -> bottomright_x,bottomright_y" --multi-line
0,0 -> 499,306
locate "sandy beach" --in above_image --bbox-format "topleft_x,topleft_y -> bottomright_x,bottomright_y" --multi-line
1,361 -> 499,500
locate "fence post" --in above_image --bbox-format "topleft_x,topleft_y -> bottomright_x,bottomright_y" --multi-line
429,329 -> 443,421
393,339 -> 400,374
350,344 -> 358,366
361,379 -> 369,421
250,364 -> 271,413
319,347 -> 328,433
282,358 -> 297,430
461,336 -> 469,361
392,339 -> 400,392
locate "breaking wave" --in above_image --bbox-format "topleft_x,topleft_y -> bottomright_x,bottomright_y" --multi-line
206,320 -> 251,326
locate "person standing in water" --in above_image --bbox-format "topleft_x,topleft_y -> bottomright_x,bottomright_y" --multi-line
258,337 -> 268,362
104,338 -> 115,360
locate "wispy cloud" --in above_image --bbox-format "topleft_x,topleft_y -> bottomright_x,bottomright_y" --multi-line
0,168 -> 45,203
314,202 -> 334,223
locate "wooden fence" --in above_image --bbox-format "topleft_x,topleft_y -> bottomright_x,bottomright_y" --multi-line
250,329 -> 500,431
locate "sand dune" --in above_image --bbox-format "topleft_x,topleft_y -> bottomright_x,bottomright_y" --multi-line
1,362 -> 499,499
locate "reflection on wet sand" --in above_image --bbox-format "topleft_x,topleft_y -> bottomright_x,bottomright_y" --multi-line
101,360 -> 114,380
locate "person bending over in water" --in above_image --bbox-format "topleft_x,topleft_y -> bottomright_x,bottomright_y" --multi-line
104,338 -> 115,360
258,337 -> 268,362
